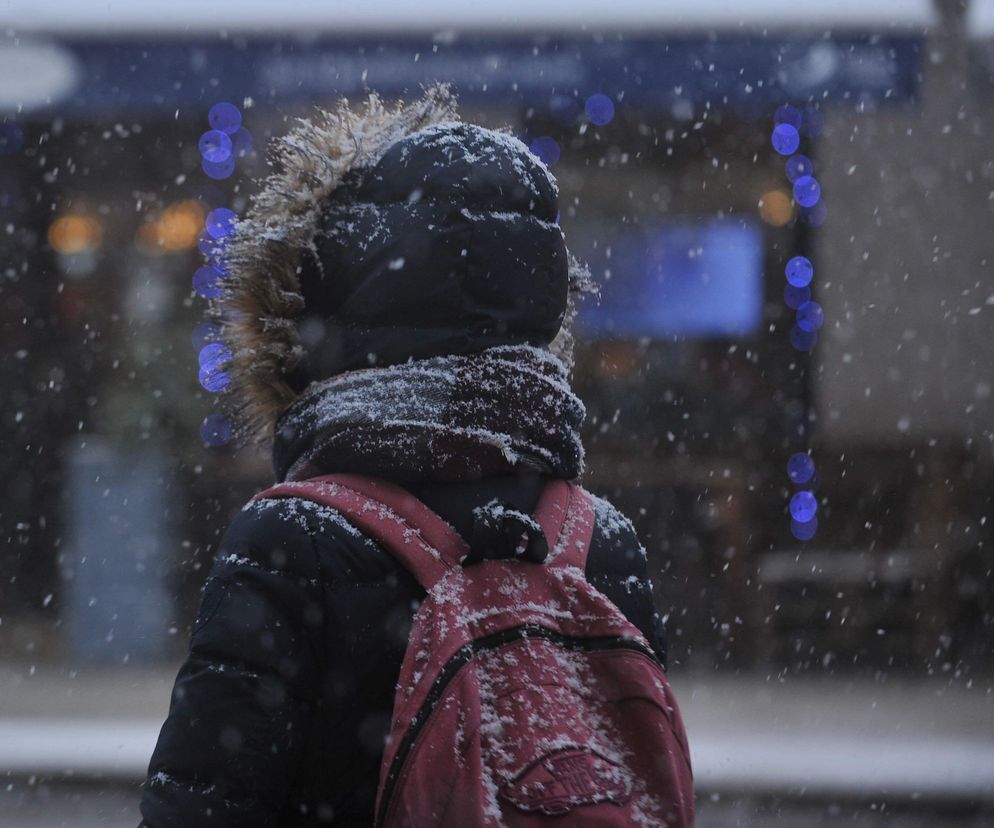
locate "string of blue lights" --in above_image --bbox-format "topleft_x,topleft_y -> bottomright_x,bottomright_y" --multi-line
195,102 -> 244,447
773,104 -> 822,542
528,92 -> 614,167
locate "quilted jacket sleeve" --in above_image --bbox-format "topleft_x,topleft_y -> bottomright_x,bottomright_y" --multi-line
585,495 -> 669,669
139,499 -> 328,828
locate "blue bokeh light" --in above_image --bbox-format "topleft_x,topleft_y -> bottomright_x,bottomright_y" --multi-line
209,102 -> 242,135
790,515 -> 819,541
199,364 -> 231,393
790,324 -> 818,352
774,104 -> 803,129
528,136 -> 561,166
789,490 -> 818,522
784,284 -> 811,310
206,207 -> 237,239
793,175 -> 821,208
198,232 -> 229,263
199,130 -> 232,163
0,123 -> 24,155
796,300 -> 825,332
787,452 -> 816,484
202,157 -> 235,180
585,93 -> 615,126
193,265 -> 225,299
785,154 -> 813,183
785,255 -> 813,287
198,342 -> 232,370
230,127 -> 253,158
772,124 -> 800,156
200,414 -> 233,447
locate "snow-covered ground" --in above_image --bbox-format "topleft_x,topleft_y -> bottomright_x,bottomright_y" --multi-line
681,676 -> 994,802
1,715 -> 992,800
1,665 -> 993,825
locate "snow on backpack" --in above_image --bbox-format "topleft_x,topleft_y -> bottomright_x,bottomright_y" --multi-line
256,473 -> 694,827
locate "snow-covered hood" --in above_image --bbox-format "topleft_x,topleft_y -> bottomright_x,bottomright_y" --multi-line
213,84 -> 591,444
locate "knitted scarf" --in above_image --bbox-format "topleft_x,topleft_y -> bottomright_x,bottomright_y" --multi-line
272,345 -> 586,484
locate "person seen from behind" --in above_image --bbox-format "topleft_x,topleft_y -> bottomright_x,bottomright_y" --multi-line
140,85 -> 694,827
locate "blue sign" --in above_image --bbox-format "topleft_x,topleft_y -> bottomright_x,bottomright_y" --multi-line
576,218 -> 765,338
22,33 -> 922,118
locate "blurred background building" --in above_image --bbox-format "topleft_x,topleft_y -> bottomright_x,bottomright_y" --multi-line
1,1 -> 993,825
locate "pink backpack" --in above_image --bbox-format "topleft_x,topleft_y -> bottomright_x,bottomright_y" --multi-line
257,473 -> 694,827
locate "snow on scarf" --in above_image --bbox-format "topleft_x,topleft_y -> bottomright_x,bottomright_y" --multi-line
272,345 -> 585,484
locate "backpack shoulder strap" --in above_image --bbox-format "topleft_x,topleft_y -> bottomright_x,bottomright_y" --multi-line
254,473 -> 597,586
253,473 -> 469,591
533,480 -> 597,571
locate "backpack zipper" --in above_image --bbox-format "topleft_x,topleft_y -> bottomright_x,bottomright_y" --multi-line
375,624 -> 661,828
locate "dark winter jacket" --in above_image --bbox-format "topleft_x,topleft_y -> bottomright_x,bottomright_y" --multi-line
139,471 -> 666,827
141,89 -> 669,827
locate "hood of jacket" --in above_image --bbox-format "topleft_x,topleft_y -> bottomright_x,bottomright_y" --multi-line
212,84 -> 592,445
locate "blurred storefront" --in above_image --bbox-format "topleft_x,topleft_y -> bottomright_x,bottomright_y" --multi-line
0,0 -> 991,679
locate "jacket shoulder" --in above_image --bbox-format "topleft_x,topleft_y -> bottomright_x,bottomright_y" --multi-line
229,494 -> 408,584
582,489 -> 667,665
584,490 -> 648,573
233,493 -> 367,544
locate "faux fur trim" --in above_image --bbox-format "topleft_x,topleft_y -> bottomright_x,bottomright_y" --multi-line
214,84 -> 458,443
213,84 -> 589,445
552,253 -> 597,366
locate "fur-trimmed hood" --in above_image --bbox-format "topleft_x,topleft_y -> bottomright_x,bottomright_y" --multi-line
213,84 -> 591,444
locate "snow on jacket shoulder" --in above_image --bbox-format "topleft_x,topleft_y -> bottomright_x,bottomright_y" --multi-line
139,483 -> 666,828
